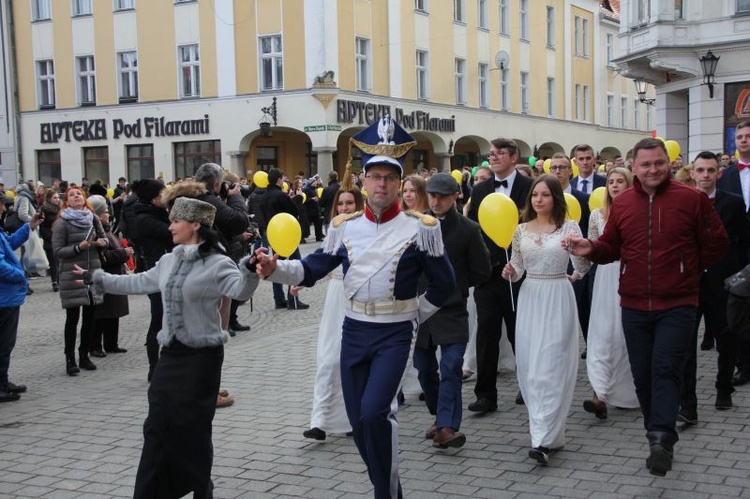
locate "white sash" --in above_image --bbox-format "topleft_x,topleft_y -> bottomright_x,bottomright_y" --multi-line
344,215 -> 417,299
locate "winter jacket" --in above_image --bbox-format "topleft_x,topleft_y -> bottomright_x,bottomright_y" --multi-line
94,224 -> 130,319
133,201 -> 173,270
589,177 -> 729,311
119,194 -> 139,242
0,224 -> 30,307
39,202 -> 59,247
248,188 -> 268,232
52,214 -> 106,309
13,184 -> 38,222
260,184 -> 299,225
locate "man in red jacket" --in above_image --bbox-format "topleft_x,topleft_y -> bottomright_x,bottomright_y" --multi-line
565,138 -> 728,477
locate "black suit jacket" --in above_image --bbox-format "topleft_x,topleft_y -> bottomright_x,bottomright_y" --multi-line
467,174 -> 533,267
706,189 -> 750,294
570,174 -> 606,194
717,165 -> 750,219
567,187 -> 590,238
417,207 -> 492,347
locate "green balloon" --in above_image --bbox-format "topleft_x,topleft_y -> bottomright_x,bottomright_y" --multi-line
528,156 -> 537,166
472,166 -> 478,176
481,161 -> 490,166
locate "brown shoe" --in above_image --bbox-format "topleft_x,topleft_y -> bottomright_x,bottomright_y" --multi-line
216,395 -> 235,408
583,398 -> 607,419
425,421 -> 437,439
433,428 -> 466,449
218,388 -> 229,397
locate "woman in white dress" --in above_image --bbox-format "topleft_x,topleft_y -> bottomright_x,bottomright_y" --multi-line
584,167 -> 639,418
302,186 -> 364,441
502,175 -> 590,465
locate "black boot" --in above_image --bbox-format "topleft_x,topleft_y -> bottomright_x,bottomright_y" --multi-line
646,431 -> 677,476
66,355 -> 80,376
78,353 -> 97,371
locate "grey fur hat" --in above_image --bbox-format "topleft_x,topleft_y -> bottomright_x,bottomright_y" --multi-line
87,194 -> 109,215
169,197 -> 216,227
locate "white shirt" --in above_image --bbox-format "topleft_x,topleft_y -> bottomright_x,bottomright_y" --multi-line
563,184 -> 572,194
494,169 -> 518,196
577,173 -> 595,195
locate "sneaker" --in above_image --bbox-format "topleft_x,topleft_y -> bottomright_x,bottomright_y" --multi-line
715,391 -> 732,410
677,408 -> 698,425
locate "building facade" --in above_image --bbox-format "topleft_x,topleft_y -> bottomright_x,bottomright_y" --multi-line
13,0 -> 649,186
614,0 -> 750,161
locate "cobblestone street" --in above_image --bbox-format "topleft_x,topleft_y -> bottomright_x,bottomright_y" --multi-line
1,242 -> 749,498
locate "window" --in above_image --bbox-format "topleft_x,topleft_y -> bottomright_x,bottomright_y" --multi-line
259,35 -> 283,91
478,63 -> 488,108
675,0 -> 684,19
415,0 -> 427,12
634,99 -> 640,130
178,44 -> 200,98
114,0 -> 134,11
582,19 -> 589,57
583,85 -> 590,121
32,0 -> 51,21
76,56 -> 96,106
547,77 -> 555,117
84,147 -> 109,184
37,150 -> 61,187
606,94 -> 614,127
499,0 -> 509,35
72,0 -> 92,16
37,60 -> 55,109
174,140 -> 221,180
621,96 -> 628,128
634,0 -> 650,24
500,68 -> 509,110
355,37 -> 370,92
118,51 -> 138,102
454,0 -> 465,22
455,58 -> 466,104
520,71 -> 529,114
519,0 -> 529,40
738,0 -> 750,12
478,0 -> 488,28
546,6 -> 555,48
575,17 -> 581,55
606,33 -> 615,67
127,144 -> 155,181
575,84 -> 581,120
256,146 -> 278,171
416,50 -> 429,100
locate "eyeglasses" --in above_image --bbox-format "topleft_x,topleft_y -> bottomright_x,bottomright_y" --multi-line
549,165 -> 570,171
365,174 -> 400,183
489,151 -> 508,159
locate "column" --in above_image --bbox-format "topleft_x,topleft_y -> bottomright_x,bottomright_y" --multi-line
314,147 -> 336,177
436,153 -> 453,172
226,151 -> 248,177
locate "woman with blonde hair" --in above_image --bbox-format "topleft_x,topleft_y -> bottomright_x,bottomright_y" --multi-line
401,174 -> 429,212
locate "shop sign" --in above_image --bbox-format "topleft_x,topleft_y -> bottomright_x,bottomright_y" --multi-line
304,124 -> 342,132
40,114 -> 211,144
724,81 -> 750,155
336,99 -> 456,133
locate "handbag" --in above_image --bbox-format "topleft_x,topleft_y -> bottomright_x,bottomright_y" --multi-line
3,209 -> 23,233
22,229 -> 50,274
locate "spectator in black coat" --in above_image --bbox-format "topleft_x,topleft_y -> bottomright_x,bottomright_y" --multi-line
320,171 -> 340,228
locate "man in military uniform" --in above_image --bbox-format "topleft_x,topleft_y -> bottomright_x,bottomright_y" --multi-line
256,116 -> 455,499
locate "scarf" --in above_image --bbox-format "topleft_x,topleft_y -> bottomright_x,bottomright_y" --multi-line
61,207 -> 94,229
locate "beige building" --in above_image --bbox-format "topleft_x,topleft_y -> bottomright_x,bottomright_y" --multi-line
11,0 -> 649,185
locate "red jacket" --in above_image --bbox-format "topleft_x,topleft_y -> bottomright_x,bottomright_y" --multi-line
589,177 -> 728,311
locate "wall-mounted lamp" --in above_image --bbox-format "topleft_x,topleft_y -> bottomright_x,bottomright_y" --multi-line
258,96 -> 278,137
699,50 -> 720,99
634,79 -> 656,106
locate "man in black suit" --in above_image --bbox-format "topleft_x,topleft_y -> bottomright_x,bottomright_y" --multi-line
570,144 -> 606,195
415,174 -> 492,448
680,152 -> 750,420
549,154 -> 591,345
717,120 -> 750,385
467,138 -> 533,413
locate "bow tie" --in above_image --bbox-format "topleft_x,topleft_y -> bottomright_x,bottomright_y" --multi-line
739,163 -> 748,172
494,179 -> 508,188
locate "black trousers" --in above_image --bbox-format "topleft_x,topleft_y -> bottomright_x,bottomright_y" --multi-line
64,306 -> 95,357
134,340 -> 223,499
146,293 -> 163,369
91,317 -> 121,352
0,306 -> 20,386
473,266 -> 520,403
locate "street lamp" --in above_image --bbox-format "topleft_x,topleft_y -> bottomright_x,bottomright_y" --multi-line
634,79 -> 656,106
258,96 -> 278,137
699,50 -> 720,99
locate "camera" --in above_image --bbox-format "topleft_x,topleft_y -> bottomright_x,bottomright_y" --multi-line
219,181 -> 236,198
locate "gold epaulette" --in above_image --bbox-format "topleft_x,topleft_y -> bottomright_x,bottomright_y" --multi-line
331,210 -> 364,228
404,210 -> 438,227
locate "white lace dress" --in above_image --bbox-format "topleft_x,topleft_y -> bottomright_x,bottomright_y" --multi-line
585,210 -> 639,408
309,266 -> 352,434
509,220 -> 590,449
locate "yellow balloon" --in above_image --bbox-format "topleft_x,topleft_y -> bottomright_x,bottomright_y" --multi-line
665,140 -> 681,163
451,169 -> 463,184
588,187 -> 607,212
282,182 -> 289,193
300,192 -> 307,204
253,171 -> 269,188
5,190 -> 15,199
735,150 -> 740,160
598,164 -> 606,172
543,158 -> 551,173
564,193 -> 582,223
478,193 -> 519,249
656,136 -> 666,144
106,188 -> 115,198
362,188 -> 368,197
316,187 -> 323,198
266,213 -> 301,258
572,161 -> 579,178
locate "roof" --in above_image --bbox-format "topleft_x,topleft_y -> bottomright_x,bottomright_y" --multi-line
600,0 -> 620,22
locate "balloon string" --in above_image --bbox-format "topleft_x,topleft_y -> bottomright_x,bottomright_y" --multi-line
505,247 -> 515,312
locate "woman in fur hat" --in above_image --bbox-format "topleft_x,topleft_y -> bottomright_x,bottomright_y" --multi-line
74,195 -> 259,498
